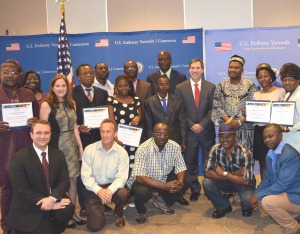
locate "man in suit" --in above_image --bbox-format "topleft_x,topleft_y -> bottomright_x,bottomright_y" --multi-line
123,60 -> 152,106
175,58 -> 216,202
8,120 -> 74,234
146,50 -> 187,95
73,64 -> 109,217
93,62 -> 114,96
144,75 -> 189,206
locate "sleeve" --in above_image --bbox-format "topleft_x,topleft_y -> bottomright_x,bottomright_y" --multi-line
248,82 -> 258,99
174,145 -> 187,174
211,83 -> 227,123
242,148 -> 254,180
178,99 -> 187,145
204,145 -> 218,171
131,146 -> 148,177
199,83 -> 216,128
289,92 -> 300,132
105,96 -> 114,106
144,100 -> 153,139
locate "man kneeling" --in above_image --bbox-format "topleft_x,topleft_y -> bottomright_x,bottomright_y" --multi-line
202,124 -> 255,219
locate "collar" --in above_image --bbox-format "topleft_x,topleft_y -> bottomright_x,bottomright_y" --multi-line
190,78 -> 202,86
267,141 -> 286,159
33,144 -> 49,158
160,68 -> 172,78
158,93 -> 168,100
81,84 -> 94,91
97,140 -> 117,153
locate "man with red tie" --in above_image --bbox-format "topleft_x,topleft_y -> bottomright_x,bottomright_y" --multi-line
175,58 -> 216,202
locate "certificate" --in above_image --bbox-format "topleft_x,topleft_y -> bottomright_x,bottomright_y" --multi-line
270,102 -> 295,126
1,102 -> 33,128
246,100 -> 271,124
117,124 -> 143,147
83,106 -> 109,129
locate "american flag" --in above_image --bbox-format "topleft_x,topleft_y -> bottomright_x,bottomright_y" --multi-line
215,42 -> 232,52
56,5 -> 74,86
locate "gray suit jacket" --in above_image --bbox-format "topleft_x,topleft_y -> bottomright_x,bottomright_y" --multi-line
175,79 -> 216,139
144,94 -> 187,145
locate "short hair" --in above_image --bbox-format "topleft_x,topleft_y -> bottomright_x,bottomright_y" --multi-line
100,118 -> 118,131
156,75 -> 169,84
153,122 -> 170,133
31,119 -> 51,132
189,58 -> 204,69
256,66 -> 276,83
22,70 -> 43,92
264,123 -> 282,134
94,62 -> 108,70
280,63 -> 300,81
76,64 -> 93,76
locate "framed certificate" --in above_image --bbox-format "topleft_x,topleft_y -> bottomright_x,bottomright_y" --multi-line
246,100 -> 271,124
1,102 -> 33,128
117,124 -> 143,147
83,106 -> 109,129
270,101 -> 295,126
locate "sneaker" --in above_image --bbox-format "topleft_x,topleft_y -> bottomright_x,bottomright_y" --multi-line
135,213 -> 146,223
152,195 -> 175,215
127,202 -> 135,208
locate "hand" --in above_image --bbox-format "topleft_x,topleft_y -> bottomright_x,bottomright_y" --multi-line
52,198 -> 71,210
249,194 -> 258,210
27,117 -> 38,126
0,121 -> 9,132
131,116 -> 141,126
164,180 -> 182,193
181,145 -> 187,153
229,119 -> 240,129
232,167 -> 246,177
97,188 -> 113,204
241,110 -> 247,118
191,124 -> 203,134
78,125 -> 91,134
214,166 -> 225,177
36,196 -> 55,211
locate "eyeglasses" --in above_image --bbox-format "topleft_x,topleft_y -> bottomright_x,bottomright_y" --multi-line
154,132 -> 169,137
2,70 -> 20,77
125,66 -> 137,70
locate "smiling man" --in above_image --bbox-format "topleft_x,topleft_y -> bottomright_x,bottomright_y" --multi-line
202,124 -> 255,219
250,124 -> 300,234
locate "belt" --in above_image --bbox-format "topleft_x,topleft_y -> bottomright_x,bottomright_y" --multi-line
98,183 -> 111,188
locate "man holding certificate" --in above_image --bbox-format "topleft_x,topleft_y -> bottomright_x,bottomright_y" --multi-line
0,59 -> 39,233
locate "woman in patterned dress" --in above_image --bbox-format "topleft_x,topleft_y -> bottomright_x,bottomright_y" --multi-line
106,75 -> 143,174
40,74 -> 85,227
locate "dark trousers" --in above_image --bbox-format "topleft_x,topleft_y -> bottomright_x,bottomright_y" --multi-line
13,202 -> 74,234
83,187 -> 129,232
0,168 -> 12,231
202,177 -> 256,211
132,172 -> 190,214
77,162 -> 85,209
186,130 -> 215,193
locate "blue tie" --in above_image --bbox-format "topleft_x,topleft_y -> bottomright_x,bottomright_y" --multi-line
161,99 -> 167,112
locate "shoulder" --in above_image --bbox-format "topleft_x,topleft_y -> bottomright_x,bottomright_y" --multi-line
166,139 -> 181,151
282,144 -> 300,156
147,70 -> 159,79
176,80 -> 189,89
202,80 -> 216,89
172,69 -> 186,77
48,146 -> 65,158
236,144 -> 252,157
13,146 -> 32,159
139,79 -> 151,87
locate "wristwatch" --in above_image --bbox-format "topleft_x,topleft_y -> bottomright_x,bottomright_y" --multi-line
223,171 -> 228,177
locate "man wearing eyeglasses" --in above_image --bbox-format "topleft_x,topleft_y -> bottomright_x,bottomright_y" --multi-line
73,64 -> 109,218
127,122 -> 189,224
0,59 -> 39,234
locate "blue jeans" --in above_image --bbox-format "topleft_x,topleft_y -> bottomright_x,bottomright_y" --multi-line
202,177 -> 256,211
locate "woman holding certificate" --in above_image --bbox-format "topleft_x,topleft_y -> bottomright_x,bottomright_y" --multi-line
106,75 -> 143,173
40,74 -> 85,228
279,63 -> 300,152
253,64 -> 285,178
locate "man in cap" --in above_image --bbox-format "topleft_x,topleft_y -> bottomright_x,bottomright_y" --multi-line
212,55 -> 257,153
202,124 -> 255,219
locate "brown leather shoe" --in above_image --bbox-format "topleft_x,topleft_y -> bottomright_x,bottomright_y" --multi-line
115,216 -> 125,227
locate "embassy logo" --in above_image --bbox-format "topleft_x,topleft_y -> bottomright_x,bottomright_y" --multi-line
136,61 -> 144,74
95,39 -> 109,47
182,36 -> 195,44
6,43 -> 20,51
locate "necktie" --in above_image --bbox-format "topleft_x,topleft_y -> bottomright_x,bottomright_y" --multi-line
86,88 -> 93,102
161,99 -> 167,112
41,152 -> 50,194
194,83 -> 200,108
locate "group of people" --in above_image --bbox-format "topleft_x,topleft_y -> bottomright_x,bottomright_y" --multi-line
0,51 -> 300,234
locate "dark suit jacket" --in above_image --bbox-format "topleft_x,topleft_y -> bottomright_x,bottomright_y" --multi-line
8,145 -> 70,232
135,79 -> 153,106
72,85 -> 108,148
175,79 -> 216,139
146,69 -> 187,95
144,94 -> 187,145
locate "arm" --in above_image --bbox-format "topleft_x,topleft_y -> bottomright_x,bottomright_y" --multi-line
178,101 -> 187,151
211,83 -> 227,123
144,101 -> 153,139
131,105 -> 143,126
214,166 -> 250,185
198,83 -> 216,129
107,104 -> 115,120
74,122 -> 83,160
39,101 -> 51,120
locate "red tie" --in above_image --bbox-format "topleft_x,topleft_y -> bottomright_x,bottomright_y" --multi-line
41,152 -> 50,194
194,83 -> 200,108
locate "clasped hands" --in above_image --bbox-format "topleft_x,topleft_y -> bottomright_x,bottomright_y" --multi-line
36,197 -> 71,211
165,180 -> 183,193
214,166 -> 246,177
97,188 -> 113,205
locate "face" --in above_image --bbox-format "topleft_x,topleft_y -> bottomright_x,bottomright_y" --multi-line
95,63 -> 109,80
116,78 -> 130,96
100,122 -> 117,146
156,77 -> 170,95
219,133 -> 236,150
282,77 -> 300,93
78,66 -> 94,87
0,64 -> 20,89
263,126 -> 282,150
25,73 -> 40,91
257,70 -> 272,88
153,124 -> 170,150
124,61 -> 138,79
189,61 -> 203,82
52,78 -> 68,100
158,52 -> 172,73
30,123 -> 51,150
228,61 -> 243,80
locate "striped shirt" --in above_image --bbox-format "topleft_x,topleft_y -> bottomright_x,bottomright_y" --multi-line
204,143 -> 254,180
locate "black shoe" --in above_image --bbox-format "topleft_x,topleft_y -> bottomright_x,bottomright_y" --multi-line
79,208 -> 86,218
212,206 -> 232,219
3,231 -> 11,234
72,218 -> 86,225
190,192 -> 200,202
66,222 -> 76,229
135,213 -> 146,223
104,204 -> 113,212
242,209 -> 252,217
177,196 -> 189,206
